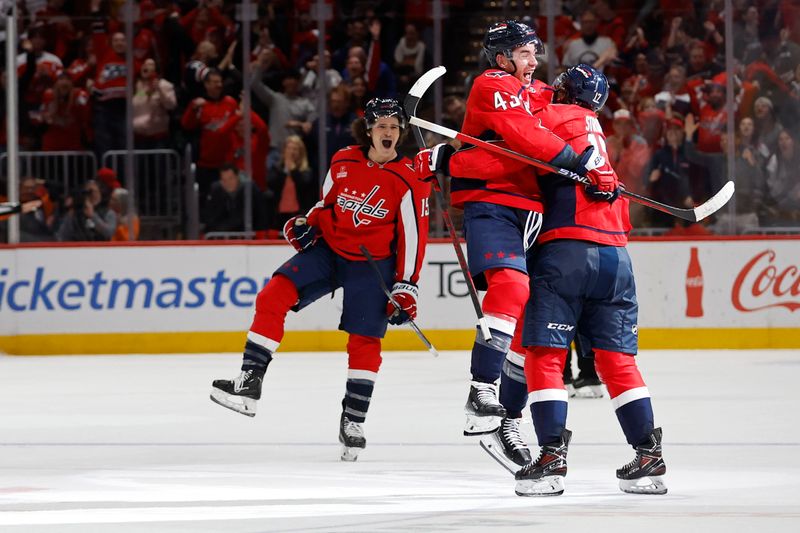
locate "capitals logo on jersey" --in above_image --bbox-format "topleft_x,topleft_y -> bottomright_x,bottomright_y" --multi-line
336,185 -> 389,226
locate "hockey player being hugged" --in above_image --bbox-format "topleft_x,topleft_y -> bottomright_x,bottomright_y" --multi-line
419,20 -> 601,437
211,98 -> 432,462
490,65 -> 667,496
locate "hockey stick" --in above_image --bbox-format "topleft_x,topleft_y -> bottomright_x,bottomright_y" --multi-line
0,202 -> 22,216
407,69 -> 735,222
359,245 -> 439,357
405,66 -> 492,343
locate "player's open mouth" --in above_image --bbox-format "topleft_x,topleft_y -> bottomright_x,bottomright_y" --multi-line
382,139 -> 392,148
523,71 -> 533,81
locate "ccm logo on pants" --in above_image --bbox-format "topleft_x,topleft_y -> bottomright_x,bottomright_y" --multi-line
547,323 -> 575,331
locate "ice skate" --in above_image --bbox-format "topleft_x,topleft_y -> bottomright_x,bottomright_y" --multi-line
617,427 -> 667,495
570,376 -> 605,399
480,417 -> 532,474
339,412 -> 366,462
464,381 -> 506,436
514,429 -> 571,496
210,369 -> 264,417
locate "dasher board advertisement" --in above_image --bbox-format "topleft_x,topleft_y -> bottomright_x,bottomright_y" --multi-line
0,238 -> 798,354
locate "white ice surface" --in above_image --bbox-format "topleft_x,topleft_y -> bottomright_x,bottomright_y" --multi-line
1,349 -> 799,532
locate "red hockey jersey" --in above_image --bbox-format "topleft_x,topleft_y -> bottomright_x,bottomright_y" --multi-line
306,146 -> 431,284
180,96 -> 239,169
536,104 -> 631,246
448,70 -> 569,212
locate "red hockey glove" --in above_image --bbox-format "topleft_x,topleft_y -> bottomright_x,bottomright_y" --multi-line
574,146 -> 619,201
283,215 -> 318,252
386,281 -> 418,325
414,143 -> 455,180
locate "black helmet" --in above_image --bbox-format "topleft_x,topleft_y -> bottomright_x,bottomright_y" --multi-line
483,20 -> 543,68
553,64 -> 609,112
364,98 -> 407,129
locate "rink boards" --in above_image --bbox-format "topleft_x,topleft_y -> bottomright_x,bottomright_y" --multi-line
0,238 -> 798,354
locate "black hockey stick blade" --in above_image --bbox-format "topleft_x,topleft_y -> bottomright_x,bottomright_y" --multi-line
359,245 -> 439,357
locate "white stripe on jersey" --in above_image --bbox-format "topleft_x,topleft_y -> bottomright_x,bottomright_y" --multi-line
399,189 -> 418,281
306,168 -> 335,218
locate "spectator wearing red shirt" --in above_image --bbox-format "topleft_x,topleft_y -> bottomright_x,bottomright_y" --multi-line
90,13 -> 134,158
220,107 -> 271,191
17,26 -> 63,145
180,2 -> 234,47
34,0 -> 76,60
181,69 -> 239,203
592,0 -> 626,49
35,74 -> 91,151
695,80 -> 727,153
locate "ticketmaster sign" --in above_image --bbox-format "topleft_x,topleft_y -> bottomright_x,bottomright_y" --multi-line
0,240 -> 798,354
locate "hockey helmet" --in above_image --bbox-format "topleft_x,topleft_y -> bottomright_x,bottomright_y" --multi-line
483,20 -> 544,67
364,98 -> 407,130
553,64 -> 609,112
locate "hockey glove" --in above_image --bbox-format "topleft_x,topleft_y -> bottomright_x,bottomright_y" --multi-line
386,281 -> 418,325
283,215 -> 318,252
414,143 -> 455,180
574,146 -> 619,202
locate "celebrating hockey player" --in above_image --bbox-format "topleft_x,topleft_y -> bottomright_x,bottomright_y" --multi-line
210,98 -> 432,462
491,65 -> 667,496
419,20 -> 602,437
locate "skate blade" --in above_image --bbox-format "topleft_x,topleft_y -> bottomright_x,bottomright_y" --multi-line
515,475 -> 565,497
479,433 -> 524,475
463,414 -> 501,436
619,476 -> 667,495
340,445 -> 362,462
571,385 -> 605,399
209,388 -> 257,417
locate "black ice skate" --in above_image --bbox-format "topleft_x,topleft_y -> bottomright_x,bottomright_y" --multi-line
514,429 -> 572,496
209,369 -> 264,417
617,427 -> 667,495
480,417 -> 532,473
570,376 -> 605,399
339,412 -> 366,462
464,381 -> 507,436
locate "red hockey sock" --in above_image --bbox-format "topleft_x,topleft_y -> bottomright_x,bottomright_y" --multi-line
593,349 -> 646,399
248,274 -> 298,348
481,268 -> 529,320
524,346 -> 569,394
347,334 -> 382,373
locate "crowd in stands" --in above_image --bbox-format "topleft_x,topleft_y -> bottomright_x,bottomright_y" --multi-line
1,0 -> 799,243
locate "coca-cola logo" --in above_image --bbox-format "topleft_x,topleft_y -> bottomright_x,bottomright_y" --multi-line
732,250 -> 800,312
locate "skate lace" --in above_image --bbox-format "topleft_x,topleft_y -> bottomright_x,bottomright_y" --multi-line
233,370 -> 253,392
343,418 -> 364,439
621,450 -> 644,472
474,382 -> 498,404
502,419 -> 527,451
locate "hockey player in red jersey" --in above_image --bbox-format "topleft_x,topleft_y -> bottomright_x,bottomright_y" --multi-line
211,98 -> 432,462
493,65 -> 666,496
419,20 -> 600,437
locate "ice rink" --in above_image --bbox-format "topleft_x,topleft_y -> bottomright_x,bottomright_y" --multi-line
1,348 -> 799,532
